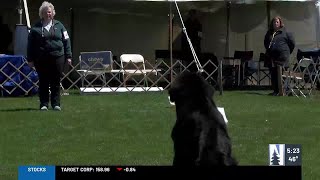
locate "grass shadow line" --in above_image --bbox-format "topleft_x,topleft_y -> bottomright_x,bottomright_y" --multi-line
0,108 -> 38,112
244,91 -> 270,96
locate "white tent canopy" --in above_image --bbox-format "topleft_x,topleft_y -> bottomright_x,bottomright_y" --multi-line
1,0 -> 320,63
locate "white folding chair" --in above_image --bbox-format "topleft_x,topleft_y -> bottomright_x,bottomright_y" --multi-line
120,54 -> 148,87
282,58 -> 319,97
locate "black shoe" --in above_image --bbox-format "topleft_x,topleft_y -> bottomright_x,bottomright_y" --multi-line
268,92 -> 278,96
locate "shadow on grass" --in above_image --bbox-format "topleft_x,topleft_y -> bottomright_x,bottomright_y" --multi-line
244,91 -> 270,96
0,108 -> 38,112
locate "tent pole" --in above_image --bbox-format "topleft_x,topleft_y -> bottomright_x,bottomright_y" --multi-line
225,1 -> 230,57
267,1 -> 271,28
70,8 -> 75,57
316,1 -> 320,48
18,0 -> 23,25
169,2 -> 173,83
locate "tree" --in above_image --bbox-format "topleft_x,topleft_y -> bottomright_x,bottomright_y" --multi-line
271,150 -> 280,165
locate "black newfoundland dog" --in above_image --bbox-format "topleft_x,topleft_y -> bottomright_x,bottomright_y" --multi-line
169,71 -> 237,167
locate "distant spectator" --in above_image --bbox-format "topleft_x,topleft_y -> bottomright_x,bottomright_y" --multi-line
181,9 -> 202,72
264,16 -> 295,96
0,15 -> 13,54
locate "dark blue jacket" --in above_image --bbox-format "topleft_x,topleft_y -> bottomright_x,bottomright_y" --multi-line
264,27 -> 295,66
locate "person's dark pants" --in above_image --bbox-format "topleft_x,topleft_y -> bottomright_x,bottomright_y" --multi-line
35,55 -> 65,108
269,64 -> 285,95
270,66 -> 279,94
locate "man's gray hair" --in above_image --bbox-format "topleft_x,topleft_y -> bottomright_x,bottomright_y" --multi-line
39,1 -> 56,19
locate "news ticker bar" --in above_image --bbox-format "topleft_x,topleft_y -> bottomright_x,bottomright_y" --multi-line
18,165 -> 302,180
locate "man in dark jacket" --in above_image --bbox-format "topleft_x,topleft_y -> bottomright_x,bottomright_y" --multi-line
181,9 -> 202,72
264,16 -> 295,96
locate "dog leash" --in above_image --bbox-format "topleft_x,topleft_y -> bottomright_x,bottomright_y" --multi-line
174,0 -> 204,73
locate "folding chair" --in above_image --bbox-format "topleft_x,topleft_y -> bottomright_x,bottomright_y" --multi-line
243,58 -> 258,85
120,54 -> 148,87
223,51 -> 253,87
77,51 -> 113,87
282,58 -> 319,97
258,53 -> 271,86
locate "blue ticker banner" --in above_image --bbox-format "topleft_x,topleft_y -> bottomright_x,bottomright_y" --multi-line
17,165 -> 301,180
18,166 -> 55,180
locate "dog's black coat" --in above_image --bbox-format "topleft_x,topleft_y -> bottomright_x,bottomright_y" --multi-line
169,71 -> 237,167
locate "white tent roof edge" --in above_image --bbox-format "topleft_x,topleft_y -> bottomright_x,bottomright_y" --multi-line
133,0 -> 316,1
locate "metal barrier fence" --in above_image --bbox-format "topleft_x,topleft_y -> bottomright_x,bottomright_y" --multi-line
0,57 -> 221,96
0,56 -> 38,96
64,58 -> 221,93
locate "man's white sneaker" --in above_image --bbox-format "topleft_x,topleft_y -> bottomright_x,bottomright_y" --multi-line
53,106 -> 61,111
40,106 -> 48,111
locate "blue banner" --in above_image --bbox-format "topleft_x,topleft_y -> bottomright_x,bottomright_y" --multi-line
18,165 -> 55,180
80,51 -> 113,70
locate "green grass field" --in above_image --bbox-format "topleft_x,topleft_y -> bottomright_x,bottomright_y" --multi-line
0,91 -> 319,179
